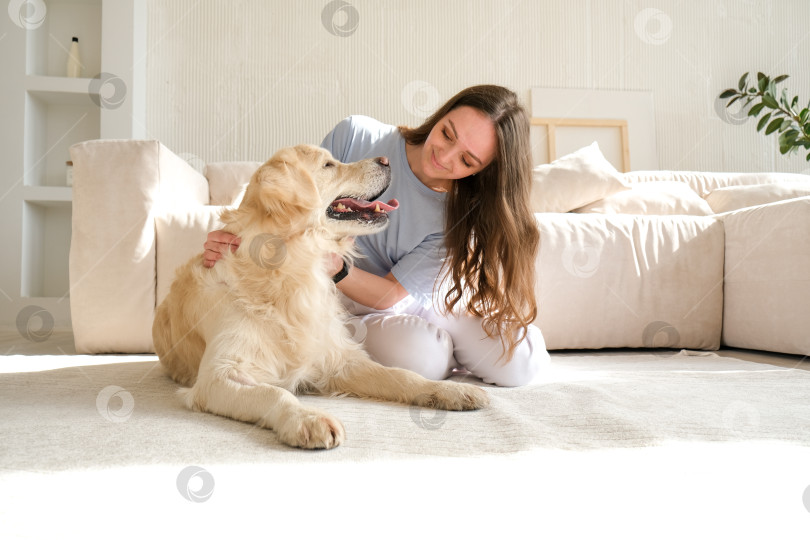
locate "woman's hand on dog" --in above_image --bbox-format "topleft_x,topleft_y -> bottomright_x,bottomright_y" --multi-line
204,230 -> 349,277
326,252 -> 345,276
203,230 -> 240,268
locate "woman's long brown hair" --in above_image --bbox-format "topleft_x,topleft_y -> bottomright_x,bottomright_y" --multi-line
400,85 -> 539,361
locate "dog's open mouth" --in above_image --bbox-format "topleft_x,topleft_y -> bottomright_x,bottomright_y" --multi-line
326,196 -> 400,223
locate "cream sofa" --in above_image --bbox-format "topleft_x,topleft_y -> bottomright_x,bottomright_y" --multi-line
68,139 -> 810,359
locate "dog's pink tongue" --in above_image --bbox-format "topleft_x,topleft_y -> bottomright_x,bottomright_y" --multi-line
378,199 -> 399,212
334,198 -> 399,212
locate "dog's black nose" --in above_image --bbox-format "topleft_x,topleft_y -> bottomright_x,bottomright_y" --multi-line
376,157 -> 389,167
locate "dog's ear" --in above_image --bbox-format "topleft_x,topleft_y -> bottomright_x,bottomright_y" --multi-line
221,154 -> 320,235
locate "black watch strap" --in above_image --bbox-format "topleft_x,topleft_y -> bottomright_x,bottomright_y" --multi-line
332,259 -> 350,284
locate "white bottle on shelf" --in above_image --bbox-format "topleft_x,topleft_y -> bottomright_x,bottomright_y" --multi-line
66,37 -> 82,78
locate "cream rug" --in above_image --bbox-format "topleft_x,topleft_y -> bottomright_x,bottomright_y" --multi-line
1,346 -> 809,538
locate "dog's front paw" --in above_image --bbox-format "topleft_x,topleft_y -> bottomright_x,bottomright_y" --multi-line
415,381 -> 490,411
276,408 -> 345,450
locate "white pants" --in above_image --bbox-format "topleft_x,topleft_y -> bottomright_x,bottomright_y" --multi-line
341,294 -> 550,387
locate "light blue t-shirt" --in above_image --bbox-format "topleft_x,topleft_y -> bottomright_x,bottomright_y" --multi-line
321,115 -> 447,305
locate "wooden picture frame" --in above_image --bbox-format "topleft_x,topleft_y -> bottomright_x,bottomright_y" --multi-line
531,117 -> 630,172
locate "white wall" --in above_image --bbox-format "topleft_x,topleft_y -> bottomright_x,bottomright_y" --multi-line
145,0 -> 810,173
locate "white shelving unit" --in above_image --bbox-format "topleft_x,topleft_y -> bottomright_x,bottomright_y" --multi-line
0,0 -> 145,331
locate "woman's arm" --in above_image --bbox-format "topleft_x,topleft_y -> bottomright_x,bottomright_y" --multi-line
325,253 -> 409,310
338,268 -> 408,310
204,230 -> 408,309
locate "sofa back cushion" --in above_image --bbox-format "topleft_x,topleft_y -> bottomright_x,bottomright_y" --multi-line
574,181 -> 713,216
623,170 -> 810,198
534,213 -> 724,350
704,181 -> 810,213
205,161 -> 263,206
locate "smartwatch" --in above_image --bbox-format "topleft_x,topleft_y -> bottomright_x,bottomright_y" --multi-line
332,259 -> 350,284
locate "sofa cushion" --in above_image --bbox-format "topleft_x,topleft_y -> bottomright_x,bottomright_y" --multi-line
205,161 -> 262,206
719,196 -> 810,356
574,181 -> 713,216
69,139 -> 209,354
534,213 -> 724,350
530,142 -> 629,213
705,181 -> 810,213
155,206 -> 228,305
623,170 -> 810,197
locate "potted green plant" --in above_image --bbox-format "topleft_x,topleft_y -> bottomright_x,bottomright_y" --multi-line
719,72 -> 810,161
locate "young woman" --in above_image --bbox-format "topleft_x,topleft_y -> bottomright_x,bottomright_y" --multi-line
204,85 -> 549,386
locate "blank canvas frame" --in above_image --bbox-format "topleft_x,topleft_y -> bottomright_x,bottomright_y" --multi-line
531,117 -> 630,172
529,87 -> 658,171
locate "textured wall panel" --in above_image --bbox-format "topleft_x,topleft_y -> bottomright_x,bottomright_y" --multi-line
146,0 -> 810,173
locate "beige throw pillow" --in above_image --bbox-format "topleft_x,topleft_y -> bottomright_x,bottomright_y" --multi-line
704,181 -> 810,213
531,142 -> 629,213
575,181 -> 713,216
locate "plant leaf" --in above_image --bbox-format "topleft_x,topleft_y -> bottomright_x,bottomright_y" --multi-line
762,94 -> 779,109
748,102 -> 765,117
772,74 -> 789,84
757,112 -> 772,131
758,73 -> 770,92
738,72 -> 749,91
780,118 -> 794,132
719,89 -> 737,99
778,130 -> 799,155
766,117 -> 783,135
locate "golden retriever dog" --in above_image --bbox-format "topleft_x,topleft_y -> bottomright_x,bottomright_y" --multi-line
152,145 -> 489,449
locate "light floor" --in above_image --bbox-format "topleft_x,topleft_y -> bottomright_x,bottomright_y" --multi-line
1,329 -> 76,356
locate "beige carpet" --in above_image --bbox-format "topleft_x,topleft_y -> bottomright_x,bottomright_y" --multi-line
2,343 -> 810,538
